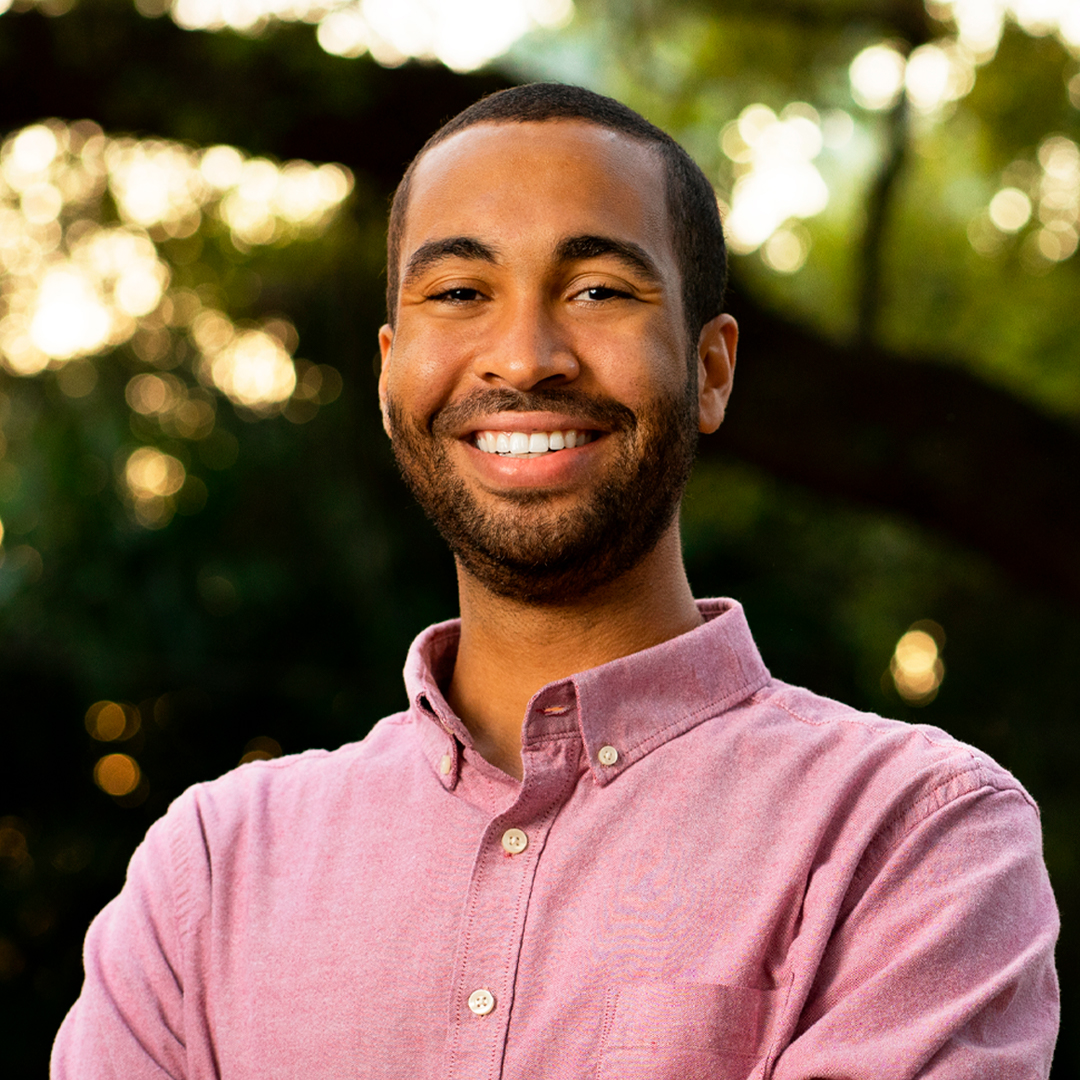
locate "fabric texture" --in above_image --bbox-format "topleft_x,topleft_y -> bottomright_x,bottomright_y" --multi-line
52,599 -> 1059,1079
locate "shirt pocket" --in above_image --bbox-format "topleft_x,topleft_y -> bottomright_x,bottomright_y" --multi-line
596,981 -> 778,1080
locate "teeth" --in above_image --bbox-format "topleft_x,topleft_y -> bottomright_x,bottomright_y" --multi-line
474,429 -> 593,457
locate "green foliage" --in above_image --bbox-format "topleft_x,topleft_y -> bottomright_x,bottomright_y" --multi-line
515,0 -> 1080,419
1,1 -> 1078,1075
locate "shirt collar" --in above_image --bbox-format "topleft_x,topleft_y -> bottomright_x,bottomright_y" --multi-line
403,598 -> 771,787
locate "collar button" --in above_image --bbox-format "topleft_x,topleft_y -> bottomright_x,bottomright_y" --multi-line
598,744 -> 619,766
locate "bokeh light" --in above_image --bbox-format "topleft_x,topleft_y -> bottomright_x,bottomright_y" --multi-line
0,119 -> 351,529
890,621 -> 946,704
125,447 -> 186,499
0,119 -> 351,381
292,361 -> 342,405
847,12 -> 1023,118
904,41 -> 976,112
107,139 -> 204,235
846,2 -> 1080,125
125,371 -> 218,438
1069,72 -> 1080,108
206,328 -> 297,411
0,818 -> 29,869
719,103 -> 829,258
989,187 -> 1033,231
1,545 -> 43,583
126,372 -> 180,416
160,0 -> 574,71
56,358 -> 98,398
974,135 -> 1080,267
239,735 -> 283,764
85,700 -> 140,742
123,447 -> 187,527
93,753 -> 141,797
849,44 -> 908,110
933,0 -> 1080,58
761,226 -> 810,273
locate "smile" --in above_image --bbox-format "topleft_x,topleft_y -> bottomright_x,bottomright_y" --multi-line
473,429 -> 597,458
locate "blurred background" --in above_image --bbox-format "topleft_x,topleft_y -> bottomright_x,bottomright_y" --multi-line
0,0 -> 1077,1074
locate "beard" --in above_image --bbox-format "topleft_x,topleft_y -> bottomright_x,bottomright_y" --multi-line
386,378 -> 699,605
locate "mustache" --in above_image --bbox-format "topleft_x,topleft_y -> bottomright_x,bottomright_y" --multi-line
431,387 -> 637,436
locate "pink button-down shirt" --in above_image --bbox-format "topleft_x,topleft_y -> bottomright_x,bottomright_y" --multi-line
53,599 -> 1059,1078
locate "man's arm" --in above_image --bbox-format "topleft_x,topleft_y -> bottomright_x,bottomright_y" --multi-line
52,796 -> 199,1080
773,782 -> 1059,1078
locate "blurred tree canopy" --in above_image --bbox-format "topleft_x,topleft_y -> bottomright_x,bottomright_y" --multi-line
0,0 -> 1077,1075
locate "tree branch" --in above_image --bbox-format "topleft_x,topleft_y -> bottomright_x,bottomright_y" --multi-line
716,281 -> 1080,606
855,96 -> 909,346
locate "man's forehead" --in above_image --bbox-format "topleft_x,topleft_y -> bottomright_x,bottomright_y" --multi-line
400,119 -> 671,259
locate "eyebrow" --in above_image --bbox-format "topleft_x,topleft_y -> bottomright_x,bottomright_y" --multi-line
555,234 -> 663,285
400,232 -> 664,291
401,237 -> 500,289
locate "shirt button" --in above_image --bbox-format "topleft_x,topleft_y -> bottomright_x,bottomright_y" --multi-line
501,827 -> 528,854
598,745 -> 619,766
468,988 -> 495,1015
439,754 -> 452,776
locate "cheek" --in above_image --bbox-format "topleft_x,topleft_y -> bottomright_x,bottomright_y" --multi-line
574,322 -> 689,399
385,331 -> 467,419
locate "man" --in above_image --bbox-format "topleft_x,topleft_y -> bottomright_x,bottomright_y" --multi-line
54,84 -> 1058,1078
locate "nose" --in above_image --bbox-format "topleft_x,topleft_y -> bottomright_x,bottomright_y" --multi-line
476,297 -> 579,390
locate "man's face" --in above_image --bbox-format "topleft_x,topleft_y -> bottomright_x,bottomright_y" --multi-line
379,120 -> 729,603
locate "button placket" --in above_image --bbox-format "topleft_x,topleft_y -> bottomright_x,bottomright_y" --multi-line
443,702 -> 581,1078
444,795 -> 565,1079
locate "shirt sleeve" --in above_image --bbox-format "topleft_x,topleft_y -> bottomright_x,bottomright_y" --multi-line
772,780 -> 1060,1079
51,793 -> 200,1080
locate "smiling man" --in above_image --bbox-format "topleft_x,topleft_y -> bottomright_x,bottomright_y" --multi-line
54,85 -> 1058,1079
377,112 -> 737,778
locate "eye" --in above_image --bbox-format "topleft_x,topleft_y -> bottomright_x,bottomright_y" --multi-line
574,284 -> 632,302
430,286 -> 483,303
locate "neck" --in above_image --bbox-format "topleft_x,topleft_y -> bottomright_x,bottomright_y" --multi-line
445,524 -> 702,779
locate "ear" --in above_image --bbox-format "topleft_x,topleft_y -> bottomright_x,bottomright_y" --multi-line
377,324 -> 394,438
696,314 -> 737,434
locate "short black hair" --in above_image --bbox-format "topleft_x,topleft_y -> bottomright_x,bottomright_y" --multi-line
385,83 -> 727,341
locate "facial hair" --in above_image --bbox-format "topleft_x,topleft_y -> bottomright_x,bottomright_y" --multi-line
386,380 -> 698,605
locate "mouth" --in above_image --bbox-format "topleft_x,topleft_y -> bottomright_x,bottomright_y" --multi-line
472,428 -> 598,459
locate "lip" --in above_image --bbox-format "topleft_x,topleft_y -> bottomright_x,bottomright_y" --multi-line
455,421 -> 608,491
451,410 -> 611,440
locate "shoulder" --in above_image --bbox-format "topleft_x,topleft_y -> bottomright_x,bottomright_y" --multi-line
744,694 -> 1060,1075
143,711 -> 416,874
748,678 -> 1024,782
707,678 -> 1041,849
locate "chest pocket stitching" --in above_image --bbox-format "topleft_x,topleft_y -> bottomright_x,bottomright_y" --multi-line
597,981 -> 778,1064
